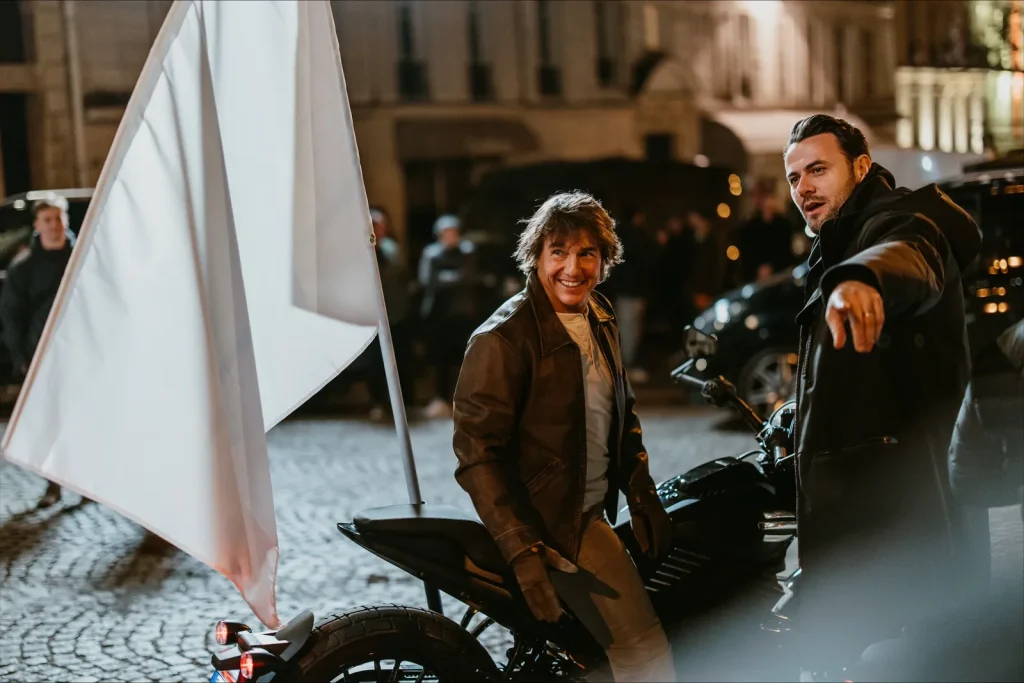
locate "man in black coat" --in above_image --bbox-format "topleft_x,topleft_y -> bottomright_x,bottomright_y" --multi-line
782,115 -> 982,670
0,198 -> 75,507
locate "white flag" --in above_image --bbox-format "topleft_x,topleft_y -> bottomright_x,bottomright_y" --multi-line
1,0 -> 379,629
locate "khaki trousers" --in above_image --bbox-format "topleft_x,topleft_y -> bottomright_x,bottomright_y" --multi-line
551,510 -> 676,682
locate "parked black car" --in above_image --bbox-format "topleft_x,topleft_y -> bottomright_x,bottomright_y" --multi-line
694,160 -> 1024,418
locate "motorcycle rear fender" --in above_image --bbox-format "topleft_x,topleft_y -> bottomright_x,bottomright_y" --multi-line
336,522 -> 522,628
335,523 -> 605,652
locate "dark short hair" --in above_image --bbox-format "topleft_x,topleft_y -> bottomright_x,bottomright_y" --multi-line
32,196 -> 69,221
514,191 -> 623,281
785,114 -> 870,163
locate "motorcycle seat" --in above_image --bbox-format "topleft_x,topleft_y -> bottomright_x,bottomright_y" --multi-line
354,504 -> 506,575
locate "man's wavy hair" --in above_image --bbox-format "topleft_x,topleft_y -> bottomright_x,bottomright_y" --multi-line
513,191 -> 624,282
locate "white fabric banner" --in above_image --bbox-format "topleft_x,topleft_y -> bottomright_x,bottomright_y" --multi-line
1,0 -> 380,629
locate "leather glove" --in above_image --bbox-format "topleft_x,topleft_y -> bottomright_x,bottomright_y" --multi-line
510,544 -> 577,623
631,502 -> 673,560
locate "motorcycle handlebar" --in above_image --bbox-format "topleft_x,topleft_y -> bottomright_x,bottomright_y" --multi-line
731,394 -> 765,433
671,360 -> 764,434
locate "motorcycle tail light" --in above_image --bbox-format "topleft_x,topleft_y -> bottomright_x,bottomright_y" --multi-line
239,648 -> 277,681
215,620 -> 251,646
239,652 -> 254,680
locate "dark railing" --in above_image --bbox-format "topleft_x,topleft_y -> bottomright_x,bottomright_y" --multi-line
907,41 -> 994,69
597,57 -> 616,88
398,60 -> 429,102
538,65 -> 561,97
469,63 -> 493,102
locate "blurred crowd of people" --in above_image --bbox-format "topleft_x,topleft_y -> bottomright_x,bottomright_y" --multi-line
584,182 -> 806,383
0,182 -> 807,425
356,182 -> 807,417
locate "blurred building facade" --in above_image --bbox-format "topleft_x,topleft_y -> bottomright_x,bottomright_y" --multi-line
893,0 -> 1024,156
332,0 -> 897,247
0,1 -> 1016,249
0,0 -> 173,197
0,0 -> 895,245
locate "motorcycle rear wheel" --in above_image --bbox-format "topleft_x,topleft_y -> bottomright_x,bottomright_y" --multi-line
290,604 -> 500,682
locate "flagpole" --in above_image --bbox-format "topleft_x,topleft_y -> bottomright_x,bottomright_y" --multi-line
367,233 -> 444,615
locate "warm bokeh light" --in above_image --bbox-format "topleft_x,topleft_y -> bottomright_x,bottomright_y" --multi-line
717,203 -> 731,219
726,245 -> 740,261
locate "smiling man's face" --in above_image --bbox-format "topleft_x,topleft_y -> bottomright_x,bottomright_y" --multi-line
784,133 -> 869,233
536,230 -> 602,314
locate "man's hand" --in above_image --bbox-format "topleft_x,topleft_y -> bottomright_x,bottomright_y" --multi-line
510,545 -> 575,623
631,503 -> 673,560
825,281 -> 885,353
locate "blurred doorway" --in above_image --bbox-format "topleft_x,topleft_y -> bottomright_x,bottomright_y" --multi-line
0,95 -> 32,197
403,158 -> 498,266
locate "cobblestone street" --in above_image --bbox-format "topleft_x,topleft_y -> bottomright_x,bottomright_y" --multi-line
1,408 -> 1021,682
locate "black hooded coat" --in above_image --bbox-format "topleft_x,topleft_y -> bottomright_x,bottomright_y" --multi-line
791,163 -> 982,661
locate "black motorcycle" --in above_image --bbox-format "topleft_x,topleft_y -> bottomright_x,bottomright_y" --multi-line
208,328 -> 800,682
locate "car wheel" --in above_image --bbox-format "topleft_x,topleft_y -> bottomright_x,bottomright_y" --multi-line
737,347 -> 799,420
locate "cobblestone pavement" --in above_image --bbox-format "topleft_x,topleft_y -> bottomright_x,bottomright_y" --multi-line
1,408 -> 1021,682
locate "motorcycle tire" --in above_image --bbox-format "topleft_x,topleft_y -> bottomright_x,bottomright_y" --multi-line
289,604 -> 500,682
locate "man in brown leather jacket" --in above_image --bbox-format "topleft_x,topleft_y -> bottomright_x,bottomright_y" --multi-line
453,192 -> 675,682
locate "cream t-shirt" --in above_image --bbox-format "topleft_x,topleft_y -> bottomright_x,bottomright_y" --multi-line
557,312 -> 614,513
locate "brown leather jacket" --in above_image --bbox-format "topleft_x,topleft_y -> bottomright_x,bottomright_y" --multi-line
453,274 -> 660,565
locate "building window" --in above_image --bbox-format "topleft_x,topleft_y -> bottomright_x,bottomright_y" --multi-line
834,25 -> 846,103
537,0 -> 561,97
595,1 -> 616,87
645,133 -> 675,162
397,1 -> 428,101
862,29 -> 875,100
739,13 -> 754,100
468,1 -> 493,101
0,0 -> 26,64
715,12 -> 736,100
807,19 -> 819,104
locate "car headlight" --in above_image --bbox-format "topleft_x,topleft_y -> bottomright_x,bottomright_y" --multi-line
714,299 -> 730,324
695,298 -> 748,332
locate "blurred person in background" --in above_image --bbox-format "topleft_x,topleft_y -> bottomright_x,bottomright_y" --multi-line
0,197 -> 75,508
682,209 -> 726,315
736,183 -> 796,283
366,206 -> 416,421
418,214 -> 478,418
453,192 -> 675,682
652,216 -> 692,345
948,318 -> 1024,580
602,208 -> 653,384
783,114 -> 982,674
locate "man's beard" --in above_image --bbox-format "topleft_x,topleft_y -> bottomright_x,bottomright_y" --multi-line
804,177 -> 858,233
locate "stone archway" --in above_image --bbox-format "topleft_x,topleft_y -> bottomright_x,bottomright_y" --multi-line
698,117 -> 748,175
641,55 -> 698,97
633,53 -> 701,162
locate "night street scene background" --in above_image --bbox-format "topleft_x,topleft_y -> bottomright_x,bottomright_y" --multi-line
1,1 -> 1023,682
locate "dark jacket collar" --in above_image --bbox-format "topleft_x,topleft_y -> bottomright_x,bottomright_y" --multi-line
816,163 -> 905,268
527,273 -> 613,356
